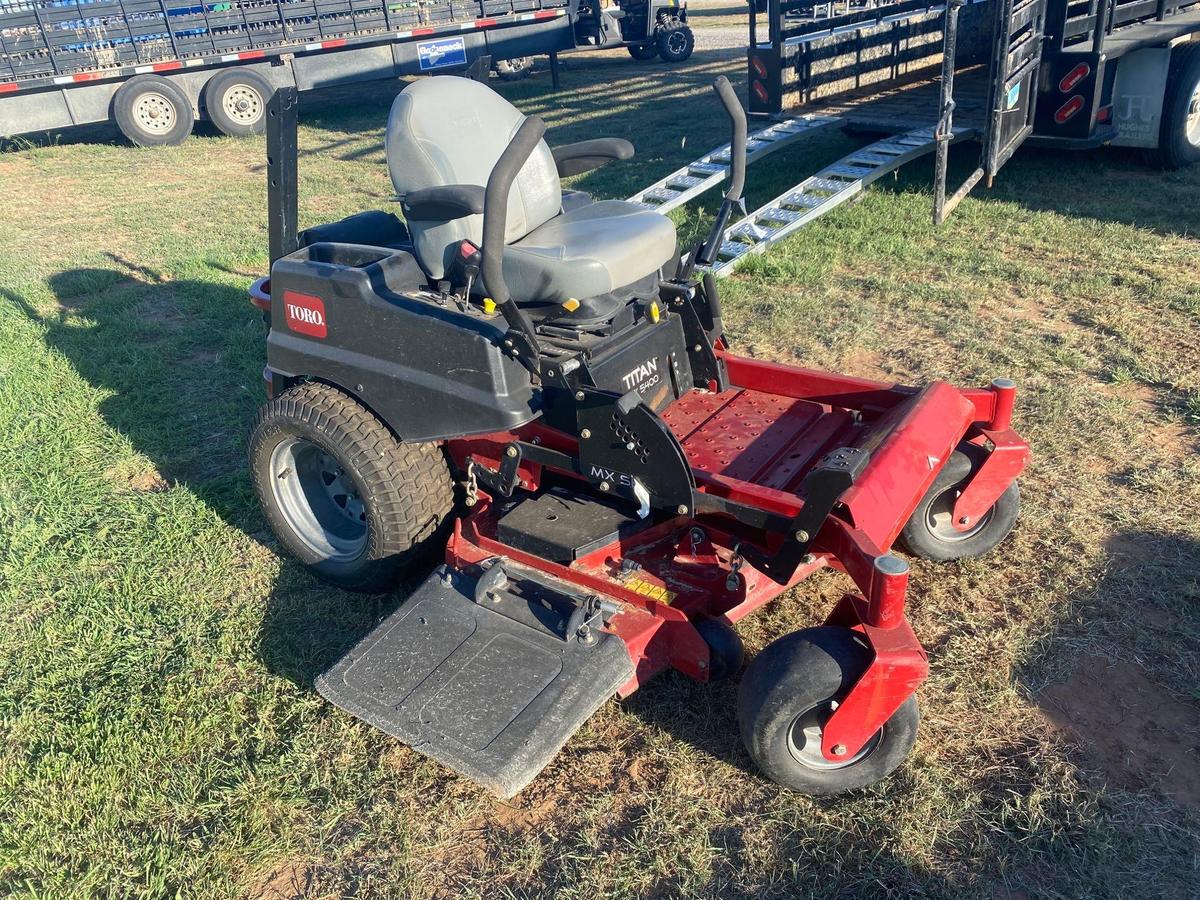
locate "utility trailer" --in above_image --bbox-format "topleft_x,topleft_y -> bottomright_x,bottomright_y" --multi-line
0,0 -> 575,145
624,0 -> 1199,274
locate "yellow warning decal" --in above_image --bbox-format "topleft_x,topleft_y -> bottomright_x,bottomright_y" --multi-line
624,578 -> 675,604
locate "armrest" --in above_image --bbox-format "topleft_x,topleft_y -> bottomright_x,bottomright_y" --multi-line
551,138 -> 635,177
402,184 -> 485,221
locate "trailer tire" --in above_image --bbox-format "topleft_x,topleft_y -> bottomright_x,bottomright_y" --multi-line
249,381 -> 455,593
655,20 -> 694,63
1146,42 -> 1200,169
627,43 -> 659,61
898,447 -> 1020,562
494,57 -> 534,81
204,68 -> 273,137
738,627 -> 919,794
113,75 -> 194,147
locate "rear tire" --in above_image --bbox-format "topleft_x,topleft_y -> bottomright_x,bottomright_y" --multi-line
627,43 -> 659,61
249,381 -> 455,592
204,68 -> 273,137
898,448 -> 1020,562
655,20 -> 694,63
494,57 -> 534,81
738,627 -> 919,794
1144,42 -> 1200,170
113,75 -> 194,147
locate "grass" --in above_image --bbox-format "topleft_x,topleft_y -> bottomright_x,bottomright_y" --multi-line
2,35 -> 1200,900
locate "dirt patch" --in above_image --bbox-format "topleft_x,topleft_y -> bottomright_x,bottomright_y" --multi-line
1037,655 -> 1200,808
106,465 -> 170,494
246,858 -> 313,900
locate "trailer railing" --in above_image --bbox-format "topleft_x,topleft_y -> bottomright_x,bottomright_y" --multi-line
0,0 -> 566,82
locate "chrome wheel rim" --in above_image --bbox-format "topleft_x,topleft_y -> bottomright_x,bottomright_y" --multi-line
269,437 -> 367,561
134,92 -> 177,134
787,699 -> 881,770
925,482 -> 993,542
1186,76 -> 1200,148
222,84 -> 264,126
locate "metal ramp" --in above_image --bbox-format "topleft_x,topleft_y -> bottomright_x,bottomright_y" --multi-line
701,125 -> 973,277
626,115 -> 841,214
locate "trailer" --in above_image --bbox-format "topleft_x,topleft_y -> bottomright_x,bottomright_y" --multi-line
744,0 -> 1200,218
0,0 -> 576,145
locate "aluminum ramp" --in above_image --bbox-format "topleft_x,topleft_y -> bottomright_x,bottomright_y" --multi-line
625,115 -> 841,214
702,125 -> 974,277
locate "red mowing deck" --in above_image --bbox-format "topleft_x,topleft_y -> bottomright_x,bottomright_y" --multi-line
660,388 -> 861,496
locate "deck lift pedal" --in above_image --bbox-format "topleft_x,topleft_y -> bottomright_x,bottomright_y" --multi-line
247,77 -> 1029,797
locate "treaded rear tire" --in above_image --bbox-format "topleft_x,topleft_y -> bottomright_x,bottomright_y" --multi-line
627,43 -> 659,61
249,381 -> 454,592
655,20 -> 694,63
1144,42 -> 1200,170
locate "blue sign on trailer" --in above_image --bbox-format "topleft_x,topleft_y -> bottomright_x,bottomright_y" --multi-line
417,35 -> 467,70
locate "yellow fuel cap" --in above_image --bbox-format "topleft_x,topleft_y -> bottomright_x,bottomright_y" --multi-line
649,301 -> 660,323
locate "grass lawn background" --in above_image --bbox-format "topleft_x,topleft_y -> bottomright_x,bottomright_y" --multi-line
2,14 -> 1199,898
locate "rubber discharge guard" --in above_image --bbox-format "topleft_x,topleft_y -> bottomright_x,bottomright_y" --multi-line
316,561 -> 634,797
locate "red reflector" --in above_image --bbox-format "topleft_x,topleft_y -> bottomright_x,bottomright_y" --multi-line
0,82 -> 17,94
323,38 -> 346,48
412,26 -> 435,35
1054,95 -> 1084,124
750,56 -> 767,79
283,290 -> 328,339
73,72 -> 103,82
152,60 -> 182,72
752,80 -> 768,103
1059,62 -> 1090,93
240,50 -> 265,60
534,9 -> 557,17
1096,104 -> 1112,124
475,17 -> 495,26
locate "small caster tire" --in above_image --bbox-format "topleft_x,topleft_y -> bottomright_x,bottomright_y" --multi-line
249,381 -> 454,592
204,68 -> 273,137
695,616 -> 744,682
655,20 -> 694,63
898,447 -> 1020,562
738,627 -> 919,794
112,75 -> 194,147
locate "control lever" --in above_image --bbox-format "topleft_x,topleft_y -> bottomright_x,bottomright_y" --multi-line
682,76 -> 748,278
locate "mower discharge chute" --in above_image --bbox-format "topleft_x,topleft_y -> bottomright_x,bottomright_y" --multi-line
247,76 -> 1029,798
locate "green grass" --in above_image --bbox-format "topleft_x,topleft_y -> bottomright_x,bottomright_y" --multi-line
2,48 -> 1199,899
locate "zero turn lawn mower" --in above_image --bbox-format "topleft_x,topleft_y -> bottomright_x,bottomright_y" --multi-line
247,74 -> 1029,797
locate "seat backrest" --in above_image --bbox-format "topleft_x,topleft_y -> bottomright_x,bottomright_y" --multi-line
386,76 -> 561,280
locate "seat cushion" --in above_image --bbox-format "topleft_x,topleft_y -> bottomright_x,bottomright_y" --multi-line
502,200 -> 678,304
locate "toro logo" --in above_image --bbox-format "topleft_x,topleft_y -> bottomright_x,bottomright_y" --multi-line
283,290 -> 328,338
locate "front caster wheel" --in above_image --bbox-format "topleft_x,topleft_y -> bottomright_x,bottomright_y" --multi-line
695,616 -> 744,682
249,381 -> 454,592
738,627 -> 919,794
898,447 -> 1020,562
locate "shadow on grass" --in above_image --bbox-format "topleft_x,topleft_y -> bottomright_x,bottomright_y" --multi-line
1,263 -> 379,690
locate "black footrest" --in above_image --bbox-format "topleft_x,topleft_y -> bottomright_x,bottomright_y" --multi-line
315,562 -> 634,797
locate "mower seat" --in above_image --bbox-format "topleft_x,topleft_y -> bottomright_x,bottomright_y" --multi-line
385,77 -> 677,314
